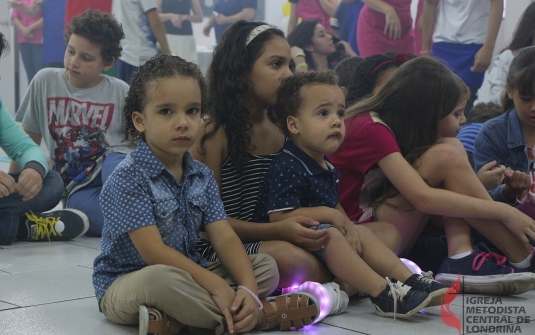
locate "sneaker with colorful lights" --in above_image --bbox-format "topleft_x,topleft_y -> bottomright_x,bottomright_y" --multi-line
282,281 -> 349,322
21,209 -> 89,242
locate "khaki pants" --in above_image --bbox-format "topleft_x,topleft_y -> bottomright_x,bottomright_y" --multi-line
100,254 -> 278,335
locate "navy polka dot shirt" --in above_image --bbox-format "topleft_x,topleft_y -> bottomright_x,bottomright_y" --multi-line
93,140 -> 227,303
253,141 -> 341,223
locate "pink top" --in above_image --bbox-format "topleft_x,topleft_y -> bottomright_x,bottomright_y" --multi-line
357,0 -> 414,57
296,0 -> 331,32
11,0 -> 43,44
327,112 -> 400,222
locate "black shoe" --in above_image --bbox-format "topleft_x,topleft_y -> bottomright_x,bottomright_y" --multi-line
369,277 -> 431,319
403,272 -> 450,307
22,209 -> 89,242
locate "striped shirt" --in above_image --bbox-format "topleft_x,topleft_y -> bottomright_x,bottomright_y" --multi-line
457,123 -> 483,154
221,152 -> 280,221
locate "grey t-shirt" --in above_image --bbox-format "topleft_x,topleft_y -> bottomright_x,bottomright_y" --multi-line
17,68 -> 131,198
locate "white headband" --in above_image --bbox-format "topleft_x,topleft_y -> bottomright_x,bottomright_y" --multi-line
245,25 -> 273,46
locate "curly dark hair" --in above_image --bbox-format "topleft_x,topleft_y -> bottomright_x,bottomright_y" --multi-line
467,102 -> 503,124
334,56 -> 363,89
269,71 -> 339,137
346,54 -> 402,107
66,9 -> 124,63
123,54 -> 208,146
0,32 -> 8,58
199,20 -> 285,172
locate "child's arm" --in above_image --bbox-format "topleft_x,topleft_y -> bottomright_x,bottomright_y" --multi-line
318,0 -> 339,17
477,160 -> 506,190
287,3 -> 298,35
206,220 -> 261,333
146,8 -> 172,54
269,205 -> 362,254
190,122 -> 329,250
471,0 -> 503,72
420,0 -> 438,55
378,150 -> 535,251
203,13 -> 216,36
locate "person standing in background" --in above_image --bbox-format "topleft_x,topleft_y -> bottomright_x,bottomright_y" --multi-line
421,0 -> 503,116
9,0 -> 66,69
10,0 -> 43,83
357,0 -> 415,57
112,0 -> 171,85
203,0 -> 257,43
157,0 -> 203,63
287,0 -> 338,35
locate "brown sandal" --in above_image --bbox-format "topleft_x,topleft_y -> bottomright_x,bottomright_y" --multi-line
259,292 -> 320,331
139,305 -> 183,335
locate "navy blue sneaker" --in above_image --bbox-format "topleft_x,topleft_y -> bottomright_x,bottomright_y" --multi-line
403,271 -> 449,307
22,209 -> 89,242
369,278 -> 431,319
436,249 -> 535,295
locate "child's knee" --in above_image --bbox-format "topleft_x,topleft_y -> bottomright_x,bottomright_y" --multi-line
251,253 -> 279,297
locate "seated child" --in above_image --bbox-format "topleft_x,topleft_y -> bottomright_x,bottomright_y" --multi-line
456,102 -> 504,187
0,31 -> 87,245
254,71 -> 449,318
12,9 -> 131,237
93,54 -> 320,334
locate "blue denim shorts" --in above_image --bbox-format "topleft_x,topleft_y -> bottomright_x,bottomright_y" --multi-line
310,223 -> 334,261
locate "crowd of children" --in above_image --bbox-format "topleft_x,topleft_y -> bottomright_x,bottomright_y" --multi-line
2,2 -> 535,334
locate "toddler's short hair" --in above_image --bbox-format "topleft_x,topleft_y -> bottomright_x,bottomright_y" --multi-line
66,9 -> 124,63
467,102 -> 503,124
269,71 -> 339,137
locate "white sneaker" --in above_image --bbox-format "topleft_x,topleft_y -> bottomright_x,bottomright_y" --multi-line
322,282 -> 349,315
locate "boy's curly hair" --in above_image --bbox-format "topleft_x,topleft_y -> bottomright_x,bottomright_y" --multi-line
268,71 -> 339,138
66,9 -> 124,63
467,102 -> 503,124
123,54 -> 208,147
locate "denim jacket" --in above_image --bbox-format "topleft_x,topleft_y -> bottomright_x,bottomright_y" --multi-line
473,109 -> 527,204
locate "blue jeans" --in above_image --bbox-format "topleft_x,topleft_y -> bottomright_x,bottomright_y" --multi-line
0,170 -> 63,245
19,43 -> 43,83
115,59 -> 138,85
66,152 -> 126,237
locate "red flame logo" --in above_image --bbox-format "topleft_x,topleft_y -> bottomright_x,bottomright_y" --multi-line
440,275 -> 461,335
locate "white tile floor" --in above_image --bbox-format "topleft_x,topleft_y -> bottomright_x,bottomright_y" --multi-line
2,155 -> 535,335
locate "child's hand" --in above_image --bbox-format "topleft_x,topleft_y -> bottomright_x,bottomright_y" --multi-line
210,284 -> 238,333
502,169 -> 531,202
477,161 -> 506,190
231,288 -> 260,333
344,221 -> 362,255
15,168 -> 42,201
501,204 -> 535,253
0,171 -> 16,198
276,216 -> 330,251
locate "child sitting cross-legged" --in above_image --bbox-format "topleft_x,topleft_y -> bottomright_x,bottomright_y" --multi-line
92,54 -> 321,334
253,71 -> 450,318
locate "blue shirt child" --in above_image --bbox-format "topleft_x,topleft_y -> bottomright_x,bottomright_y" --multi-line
253,141 -> 340,230
93,140 -> 227,304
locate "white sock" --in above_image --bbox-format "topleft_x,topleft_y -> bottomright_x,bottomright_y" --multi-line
509,254 -> 532,269
449,250 -> 472,259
